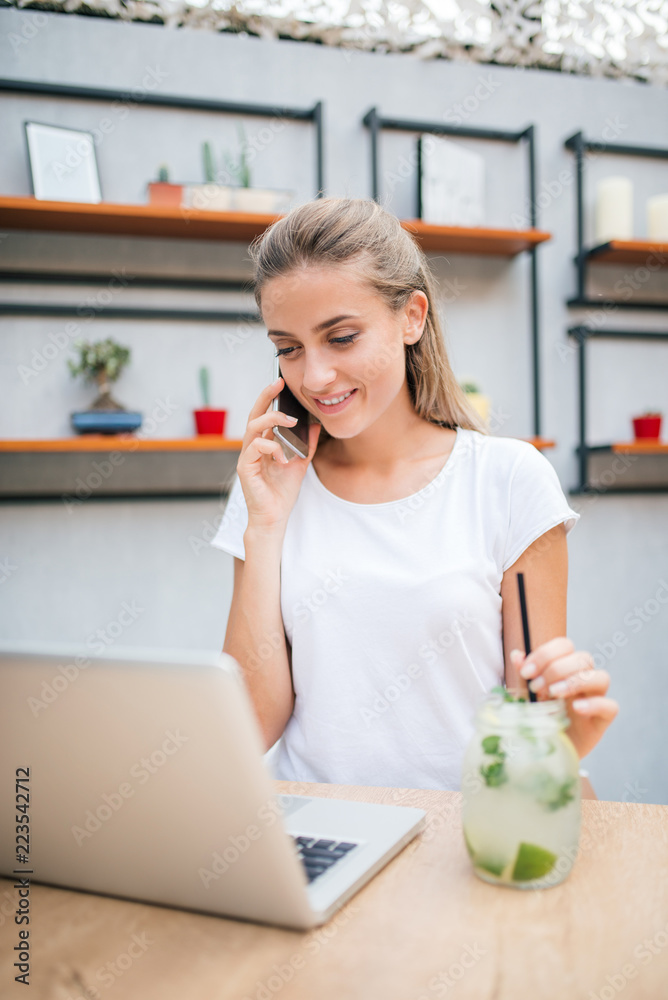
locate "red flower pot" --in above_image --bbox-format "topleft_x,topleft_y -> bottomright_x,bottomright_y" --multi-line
632,415 -> 662,440
148,182 -> 183,207
194,409 -> 227,436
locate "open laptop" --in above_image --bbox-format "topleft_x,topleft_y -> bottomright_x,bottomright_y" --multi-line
0,646 -> 425,930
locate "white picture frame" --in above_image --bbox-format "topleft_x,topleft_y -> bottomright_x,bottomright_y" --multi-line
419,134 -> 485,227
24,121 -> 102,203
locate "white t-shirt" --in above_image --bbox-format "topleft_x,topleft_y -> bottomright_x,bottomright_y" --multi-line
211,427 -> 580,791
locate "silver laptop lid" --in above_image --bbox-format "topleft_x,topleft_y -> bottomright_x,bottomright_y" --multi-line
0,647 -> 315,928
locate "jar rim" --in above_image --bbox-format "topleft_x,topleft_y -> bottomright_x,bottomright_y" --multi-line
476,692 -> 568,730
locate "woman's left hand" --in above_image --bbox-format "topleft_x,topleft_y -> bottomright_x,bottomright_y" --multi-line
509,638 -> 619,759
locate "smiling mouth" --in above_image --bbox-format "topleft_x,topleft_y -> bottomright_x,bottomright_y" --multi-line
315,390 -> 355,406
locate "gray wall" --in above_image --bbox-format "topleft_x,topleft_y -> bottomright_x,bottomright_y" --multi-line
1,9 -> 667,803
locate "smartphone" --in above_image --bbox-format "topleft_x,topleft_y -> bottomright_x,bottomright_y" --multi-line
271,355 -> 311,459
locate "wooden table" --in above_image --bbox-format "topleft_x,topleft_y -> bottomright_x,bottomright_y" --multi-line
1,781 -> 667,999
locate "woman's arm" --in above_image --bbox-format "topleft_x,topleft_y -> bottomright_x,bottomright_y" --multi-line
500,523 -> 618,798
224,547 -> 295,751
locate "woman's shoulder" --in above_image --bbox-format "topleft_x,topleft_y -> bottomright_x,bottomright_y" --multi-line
457,427 -> 541,472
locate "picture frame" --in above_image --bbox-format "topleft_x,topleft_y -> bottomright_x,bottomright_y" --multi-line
418,133 -> 485,227
24,120 -> 102,203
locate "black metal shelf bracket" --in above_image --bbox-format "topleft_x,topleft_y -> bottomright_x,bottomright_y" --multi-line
563,134 -> 668,493
564,130 -> 668,306
0,78 -> 325,199
0,80 -> 326,327
566,325 -> 668,492
361,109 -> 543,438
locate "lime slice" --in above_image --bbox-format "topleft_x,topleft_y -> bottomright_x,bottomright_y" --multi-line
511,842 -> 557,881
475,855 -> 507,877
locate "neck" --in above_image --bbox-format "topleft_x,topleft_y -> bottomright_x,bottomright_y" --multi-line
323,383 -> 437,471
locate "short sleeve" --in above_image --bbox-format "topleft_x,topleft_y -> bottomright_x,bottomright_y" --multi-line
502,445 -> 580,572
210,474 -> 248,560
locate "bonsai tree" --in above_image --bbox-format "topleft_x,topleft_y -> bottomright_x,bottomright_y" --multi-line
68,338 -> 131,412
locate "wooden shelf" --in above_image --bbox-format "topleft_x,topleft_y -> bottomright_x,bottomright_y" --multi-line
1,435 -> 553,452
524,437 -> 555,450
0,437 -> 243,452
400,220 -> 551,256
611,441 -> 668,454
586,240 -> 668,266
0,196 -> 281,243
0,437 -> 243,498
0,196 -> 551,255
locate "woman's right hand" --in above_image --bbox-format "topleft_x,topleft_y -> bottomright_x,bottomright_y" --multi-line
237,377 -> 321,531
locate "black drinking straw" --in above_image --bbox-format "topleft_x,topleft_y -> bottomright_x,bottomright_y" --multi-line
517,572 -> 537,703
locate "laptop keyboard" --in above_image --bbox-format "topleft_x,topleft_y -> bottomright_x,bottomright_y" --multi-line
291,836 -> 359,883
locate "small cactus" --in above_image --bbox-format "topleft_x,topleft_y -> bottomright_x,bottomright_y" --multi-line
224,123 -> 252,188
199,366 -> 210,408
202,142 -> 216,183
157,164 -> 170,183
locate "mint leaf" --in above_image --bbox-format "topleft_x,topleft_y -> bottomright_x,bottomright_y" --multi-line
481,734 -> 502,755
481,761 -> 507,787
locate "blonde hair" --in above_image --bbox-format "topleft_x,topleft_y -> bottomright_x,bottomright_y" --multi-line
248,197 -> 487,442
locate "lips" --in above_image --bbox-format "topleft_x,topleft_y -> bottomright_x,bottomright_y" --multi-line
312,388 -> 358,415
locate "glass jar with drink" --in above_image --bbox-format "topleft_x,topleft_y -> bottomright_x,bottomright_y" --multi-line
461,688 -> 581,889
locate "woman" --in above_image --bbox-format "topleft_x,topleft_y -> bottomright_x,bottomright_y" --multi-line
212,197 -> 618,793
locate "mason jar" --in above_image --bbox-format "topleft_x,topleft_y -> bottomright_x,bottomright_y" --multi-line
461,692 -> 581,889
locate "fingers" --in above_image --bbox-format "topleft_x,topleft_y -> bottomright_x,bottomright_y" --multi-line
242,435 -> 289,466
518,637 -> 576,680
305,420 -> 321,462
524,649 -> 601,695
247,376 -> 283,423
570,696 -> 620,721
542,666 -> 610,700
245,406 -> 298,445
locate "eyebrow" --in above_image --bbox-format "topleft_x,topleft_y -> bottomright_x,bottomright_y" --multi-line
266,315 -> 359,339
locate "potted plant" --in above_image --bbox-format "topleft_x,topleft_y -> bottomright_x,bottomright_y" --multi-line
68,338 -> 142,434
194,366 -> 227,436
460,380 -> 491,427
147,164 -> 183,207
182,142 -> 235,212
182,126 -> 293,215
632,410 -> 663,440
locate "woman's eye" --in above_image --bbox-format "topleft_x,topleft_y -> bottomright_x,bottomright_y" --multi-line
275,334 -> 357,357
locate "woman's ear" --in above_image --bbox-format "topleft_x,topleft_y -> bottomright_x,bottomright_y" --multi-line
402,290 -> 429,346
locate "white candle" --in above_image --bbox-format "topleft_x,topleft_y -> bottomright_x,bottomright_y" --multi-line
594,177 -> 633,244
647,194 -> 668,241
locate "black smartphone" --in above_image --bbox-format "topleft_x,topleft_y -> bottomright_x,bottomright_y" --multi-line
271,355 -> 311,459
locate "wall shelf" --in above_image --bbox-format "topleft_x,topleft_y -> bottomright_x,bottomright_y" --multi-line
399,221 -> 550,257
0,434 -> 551,499
0,437 -> 242,499
567,326 -> 668,493
610,441 -> 668,454
585,240 -> 668,266
0,437 -> 243,452
564,133 -> 668,494
525,437 -> 555,450
0,195 -> 284,243
363,109 -> 550,442
0,196 -> 550,259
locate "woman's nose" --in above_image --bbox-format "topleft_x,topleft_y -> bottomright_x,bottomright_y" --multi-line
302,353 -> 337,394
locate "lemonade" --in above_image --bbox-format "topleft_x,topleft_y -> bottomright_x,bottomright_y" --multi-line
461,690 -> 581,889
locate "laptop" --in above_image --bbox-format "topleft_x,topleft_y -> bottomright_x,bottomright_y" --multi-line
0,645 -> 425,930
